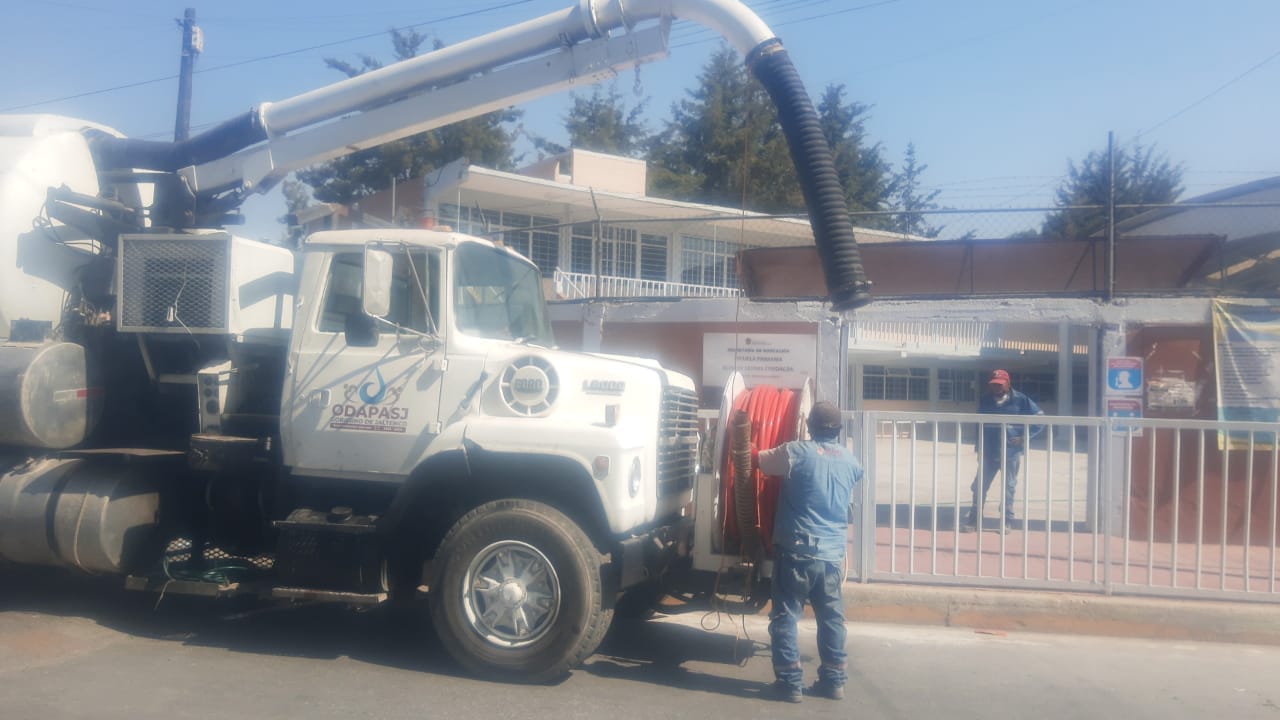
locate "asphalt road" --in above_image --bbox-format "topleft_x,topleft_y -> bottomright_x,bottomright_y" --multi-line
2,566 -> 1278,720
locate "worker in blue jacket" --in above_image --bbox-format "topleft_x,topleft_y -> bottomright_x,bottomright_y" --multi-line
756,401 -> 863,703
961,369 -> 1044,533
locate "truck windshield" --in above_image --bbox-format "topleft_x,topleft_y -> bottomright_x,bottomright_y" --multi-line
453,243 -> 554,346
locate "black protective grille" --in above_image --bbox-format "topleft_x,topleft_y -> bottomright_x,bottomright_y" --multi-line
657,386 -> 699,496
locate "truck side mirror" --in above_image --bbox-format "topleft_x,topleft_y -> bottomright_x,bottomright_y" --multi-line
362,247 -> 394,318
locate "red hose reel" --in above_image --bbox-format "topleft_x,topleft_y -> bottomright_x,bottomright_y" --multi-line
718,383 -> 805,559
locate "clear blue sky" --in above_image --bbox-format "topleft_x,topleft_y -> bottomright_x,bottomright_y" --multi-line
4,0 -> 1277,241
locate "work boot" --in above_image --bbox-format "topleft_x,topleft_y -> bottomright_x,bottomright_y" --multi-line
763,681 -> 803,703
810,680 -> 845,700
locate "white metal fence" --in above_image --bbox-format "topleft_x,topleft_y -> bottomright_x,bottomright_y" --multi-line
553,269 -> 743,300
848,411 -> 1280,603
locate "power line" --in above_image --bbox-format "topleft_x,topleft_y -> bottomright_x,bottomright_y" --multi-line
2,0 -> 536,113
671,0 -> 900,49
1,74 -> 182,112
921,175 -> 1063,190
669,0 -> 839,43
848,3 -> 1080,78
199,2 -> 494,23
1139,46 -> 1280,138
29,0 -> 168,21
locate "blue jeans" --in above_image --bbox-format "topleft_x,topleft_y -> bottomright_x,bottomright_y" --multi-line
971,451 -> 1021,519
768,551 -> 847,689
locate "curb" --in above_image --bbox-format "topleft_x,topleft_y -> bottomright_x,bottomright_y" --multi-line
843,582 -> 1280,646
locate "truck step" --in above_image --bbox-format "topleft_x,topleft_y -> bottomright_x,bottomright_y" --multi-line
124,574 -> 246,597
272,587 -> 388,605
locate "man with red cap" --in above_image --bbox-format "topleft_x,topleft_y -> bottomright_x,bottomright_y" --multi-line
961,369 -> 1044,533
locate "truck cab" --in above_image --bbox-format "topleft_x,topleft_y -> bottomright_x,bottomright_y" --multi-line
283,229 -> 699,534
235,229 -> 693,680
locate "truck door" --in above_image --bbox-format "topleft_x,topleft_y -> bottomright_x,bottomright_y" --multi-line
283,248 -> 444,477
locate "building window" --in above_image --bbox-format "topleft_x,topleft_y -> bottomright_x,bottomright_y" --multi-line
938,368 -> 977,403
439,204 -> 559,277
640,234 -> 668,281
568,224 -> 671,282
571,223 -> 594,274
681,235 -> 744,288
863,365 -> 929,401
1071,366 -> 1089,407
1010,370 -> 1056,404
600,225 -> 638,278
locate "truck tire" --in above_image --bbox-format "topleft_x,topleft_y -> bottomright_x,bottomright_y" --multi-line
428,499 -> 611,682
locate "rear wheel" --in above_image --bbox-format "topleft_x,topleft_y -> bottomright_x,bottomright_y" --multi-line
428,499 -> 610,682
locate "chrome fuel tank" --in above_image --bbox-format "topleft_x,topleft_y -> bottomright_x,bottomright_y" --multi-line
0,342 -> 99,449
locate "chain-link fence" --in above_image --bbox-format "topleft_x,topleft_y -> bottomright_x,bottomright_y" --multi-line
850,201 -> 1280,245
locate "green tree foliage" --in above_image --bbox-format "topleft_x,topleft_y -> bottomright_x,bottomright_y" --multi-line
646,46 -> 889,215
297,29 -> 520,205
818,85 -> 890,214
531,84 -> 649,157
646,46 -> 791,211
279,177 -> 311,246
884,142 -> 942,237
1041,140 -> 1184,239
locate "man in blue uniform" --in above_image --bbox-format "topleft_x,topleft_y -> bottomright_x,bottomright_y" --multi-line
961,369 -> 1044,533
756,401 -> 863,703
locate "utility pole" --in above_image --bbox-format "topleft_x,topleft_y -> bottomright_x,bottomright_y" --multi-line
174,8 -> 202,141
1105,130 -> 1115,301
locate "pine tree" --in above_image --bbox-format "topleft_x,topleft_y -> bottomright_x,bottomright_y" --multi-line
530,84 -> 649,157
1041,141 -> 1183,239
296,29 -> 520,205
885,143 -> 942,237
646,45 -> 798,212
817,84 -> 890,214
646,46 -> 890,216
279,177 -> 311,246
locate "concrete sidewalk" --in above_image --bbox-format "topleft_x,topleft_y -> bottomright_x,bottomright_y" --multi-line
843,581 -> 1280,646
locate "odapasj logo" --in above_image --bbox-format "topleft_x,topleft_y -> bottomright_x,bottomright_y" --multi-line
360,367 -> 388,404
332,366 -> 411,433
343,367 -> 404,406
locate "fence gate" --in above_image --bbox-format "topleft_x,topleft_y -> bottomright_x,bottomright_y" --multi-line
847,411 -> 1279,604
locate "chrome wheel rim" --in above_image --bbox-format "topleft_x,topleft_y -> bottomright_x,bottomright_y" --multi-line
462,540 -> 561,648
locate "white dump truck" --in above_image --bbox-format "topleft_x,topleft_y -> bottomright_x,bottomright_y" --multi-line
0,0 -> 871,681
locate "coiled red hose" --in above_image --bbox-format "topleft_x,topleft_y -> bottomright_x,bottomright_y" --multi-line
720,384 -> 801,558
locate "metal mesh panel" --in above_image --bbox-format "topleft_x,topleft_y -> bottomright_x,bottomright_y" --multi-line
164,537 -> 275,570
120,236 -> 229,332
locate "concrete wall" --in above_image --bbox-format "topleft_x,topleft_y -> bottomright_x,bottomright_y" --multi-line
519,149 -> 647,195
547,298 -> 841,407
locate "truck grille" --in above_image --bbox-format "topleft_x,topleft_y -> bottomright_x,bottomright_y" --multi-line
657,386 -> 699,497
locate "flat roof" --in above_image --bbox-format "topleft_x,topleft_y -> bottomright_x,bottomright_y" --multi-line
437,164 -> 925,247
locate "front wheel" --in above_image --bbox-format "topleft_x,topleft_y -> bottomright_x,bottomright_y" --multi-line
428,499 -> 611,682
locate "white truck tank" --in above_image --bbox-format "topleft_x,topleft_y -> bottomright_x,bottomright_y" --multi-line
0,116 -> 114,341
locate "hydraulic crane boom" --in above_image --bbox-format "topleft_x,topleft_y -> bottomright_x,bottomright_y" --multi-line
82,0 -> 870,309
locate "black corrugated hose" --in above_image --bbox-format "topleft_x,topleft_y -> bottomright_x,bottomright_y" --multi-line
87,111 -> 269,174
748,39 -> 873,311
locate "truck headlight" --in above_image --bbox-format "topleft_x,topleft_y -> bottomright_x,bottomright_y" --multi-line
629,457 -> 642,498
